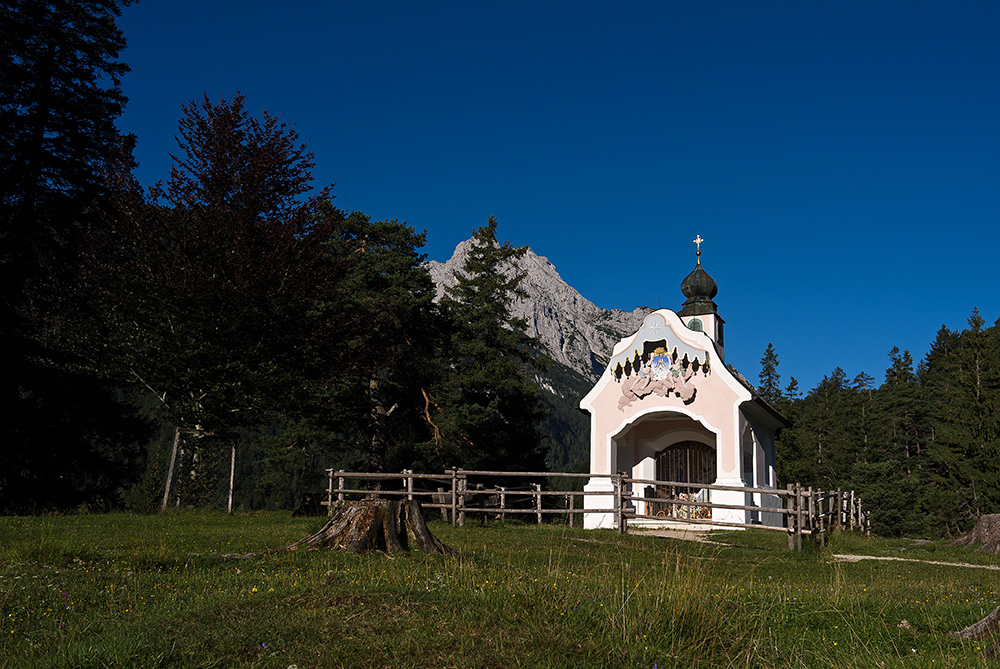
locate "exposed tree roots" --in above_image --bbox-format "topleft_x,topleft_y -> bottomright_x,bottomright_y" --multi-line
950,516 -> 1000,657
953,604 -> 1000,658
951,514 -> 1000,554
220,500 -> 457,560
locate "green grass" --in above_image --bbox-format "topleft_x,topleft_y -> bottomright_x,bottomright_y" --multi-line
1,512 -> 998,668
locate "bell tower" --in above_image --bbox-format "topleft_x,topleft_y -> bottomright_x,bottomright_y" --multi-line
678,235 -> 725,360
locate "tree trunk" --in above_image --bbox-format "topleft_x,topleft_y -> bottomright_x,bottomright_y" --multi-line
221,499 -> 456,559
951,514 -> 1000,554
953,604 -> 1000,658
367,377 -> 389,479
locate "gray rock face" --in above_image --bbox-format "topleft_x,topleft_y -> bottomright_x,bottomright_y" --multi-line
426,239 -> 652,382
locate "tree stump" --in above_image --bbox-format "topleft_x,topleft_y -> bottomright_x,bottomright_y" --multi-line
222,499 -> 456,559
288,499 -> 456,555
953,604 -> 1000,658
951,514 -> 1000,554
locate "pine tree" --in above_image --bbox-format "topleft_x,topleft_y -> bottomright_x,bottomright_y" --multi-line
424,217 -> 549,472
781,368 -> 854,489
305,211 -> 439,474
784,377 -> 800,400
923,310 -> 1000,531
851,372 -> 876,463
874,347 -> 927,470
1,0 -> 132,216
0,0 -> 146,512
921,324 -> 970,533
757,342 -> 782,404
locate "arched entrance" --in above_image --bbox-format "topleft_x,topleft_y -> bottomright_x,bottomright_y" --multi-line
648,440 -> 717,517
655,440 -> 715,489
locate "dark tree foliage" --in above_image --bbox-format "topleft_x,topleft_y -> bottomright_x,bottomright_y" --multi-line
757,342 -> 782,404
422,216 -> 549,473
922,311 -> 1000,533
0,359 -> 149,512
0,0 -> 149,512
164,94 -> 314,223
0,0 -> 132,215
57,94 -> 345,432
783,376 -> 801,401
776,309 -> 1000,537
296,210 -> 439,475
874,347 -> 927,470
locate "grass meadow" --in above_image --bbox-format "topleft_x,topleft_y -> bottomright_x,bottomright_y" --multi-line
2,511 -> 999,668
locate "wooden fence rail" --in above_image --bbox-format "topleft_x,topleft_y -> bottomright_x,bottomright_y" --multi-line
323,469 -> 869,551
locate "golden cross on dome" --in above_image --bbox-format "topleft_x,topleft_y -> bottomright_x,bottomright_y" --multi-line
693,235 -> 704,253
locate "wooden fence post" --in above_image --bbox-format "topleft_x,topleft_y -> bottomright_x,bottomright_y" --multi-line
337,472 -> 345,502
849,490 -> 856,531
227,444 -> 236,514
404,469 -> 413,501
807,486 -> 815,543
450,470 -> 458,527
160,427 -> 181,512
458,473 -> 467,528
535,483 -> 544,524
436,487 -> 447,521
817,488 -> 825,547
614,473 -> 624,534
828,492 -> 834,533
786,483 -> 795,551
795,484 -> 803,552
568,493 -> 574,528
326,469 -> 333,517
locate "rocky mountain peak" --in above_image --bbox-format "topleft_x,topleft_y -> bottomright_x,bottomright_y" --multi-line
426,239 -> 651,382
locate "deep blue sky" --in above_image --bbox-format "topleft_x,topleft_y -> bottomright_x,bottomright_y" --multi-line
116,1 -> 1000,393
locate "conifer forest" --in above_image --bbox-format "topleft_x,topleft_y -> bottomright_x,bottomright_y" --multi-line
3,0 -> 997,541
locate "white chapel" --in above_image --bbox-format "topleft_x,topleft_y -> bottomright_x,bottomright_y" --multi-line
581,237 -> 787,529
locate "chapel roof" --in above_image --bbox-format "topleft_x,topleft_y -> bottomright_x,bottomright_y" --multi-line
678,238 -> 719,317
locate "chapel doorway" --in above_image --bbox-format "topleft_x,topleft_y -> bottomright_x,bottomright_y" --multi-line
655,440 -> 716,489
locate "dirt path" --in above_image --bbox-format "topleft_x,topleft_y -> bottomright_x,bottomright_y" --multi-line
630,527 -> 729,545
833,554 -> 1000,571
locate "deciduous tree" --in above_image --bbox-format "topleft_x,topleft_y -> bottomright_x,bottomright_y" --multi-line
62,95 -> 344,432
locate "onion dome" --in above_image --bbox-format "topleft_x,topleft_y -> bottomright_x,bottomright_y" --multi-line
678,236 -> 719,317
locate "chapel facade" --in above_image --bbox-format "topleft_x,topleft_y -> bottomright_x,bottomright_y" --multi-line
581,238 -> 787,529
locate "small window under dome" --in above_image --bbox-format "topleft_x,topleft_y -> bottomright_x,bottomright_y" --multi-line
687,318 -> 703,332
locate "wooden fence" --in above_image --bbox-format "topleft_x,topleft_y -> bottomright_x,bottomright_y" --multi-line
324,468 -> 869,551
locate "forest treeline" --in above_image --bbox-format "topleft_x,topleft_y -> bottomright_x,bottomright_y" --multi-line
2,0 -> 547,514
4,2 -> 996,539
760,313 -> 1000,537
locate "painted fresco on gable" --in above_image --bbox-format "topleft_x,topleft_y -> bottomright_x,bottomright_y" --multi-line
618,346 -> 703,409
609,314 -> 711,411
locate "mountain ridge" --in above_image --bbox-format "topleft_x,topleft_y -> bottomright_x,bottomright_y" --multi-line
426,239 -> 653,470
426,239 -> 652,384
